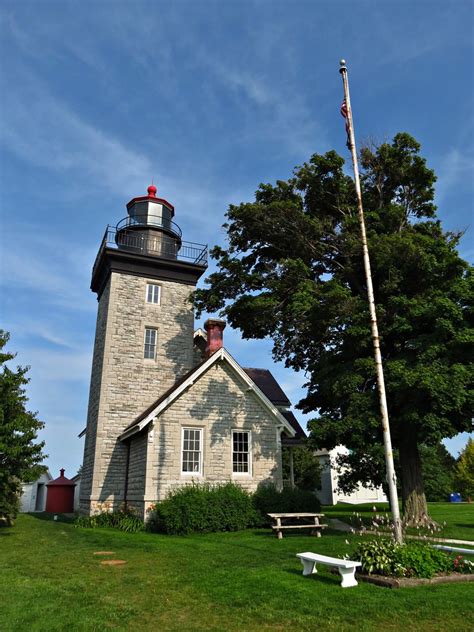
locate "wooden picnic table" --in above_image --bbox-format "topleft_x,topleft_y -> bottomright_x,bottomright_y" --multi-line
267,512 -> 327,540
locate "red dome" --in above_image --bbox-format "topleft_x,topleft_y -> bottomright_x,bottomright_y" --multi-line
147,184 -> 157,197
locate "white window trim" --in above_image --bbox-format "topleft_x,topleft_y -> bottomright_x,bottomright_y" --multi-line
181,427 -> 203,476
143,327 -> 157,360
145,282 -> 161,305
231,429 -> 252,477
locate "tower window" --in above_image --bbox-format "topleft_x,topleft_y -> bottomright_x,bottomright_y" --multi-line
232,430 -> 251,474
182,428 -> 202,474
146,283 -> 161,304
144,327 -> 157,359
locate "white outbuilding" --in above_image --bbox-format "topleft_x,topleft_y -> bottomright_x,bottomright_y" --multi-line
19,470 -> 52,513
315,446 -> 387,505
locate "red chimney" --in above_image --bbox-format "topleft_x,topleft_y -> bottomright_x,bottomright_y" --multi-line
204,319 -> 226,357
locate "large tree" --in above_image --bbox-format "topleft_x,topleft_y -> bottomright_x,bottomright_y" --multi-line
0,331 -> 46,526
453,438 -> 474,501
333,442 -> 457,503
194,134 -> 473,525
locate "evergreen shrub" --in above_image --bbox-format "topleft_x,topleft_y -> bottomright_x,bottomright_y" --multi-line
146,482 -> 257,535
252,483 -> 321,526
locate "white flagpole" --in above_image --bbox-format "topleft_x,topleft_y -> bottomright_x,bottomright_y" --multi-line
339,59 -> 403,544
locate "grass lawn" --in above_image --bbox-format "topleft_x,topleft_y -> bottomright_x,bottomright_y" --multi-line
1,513 -> 474,632
323,502 -> 474,541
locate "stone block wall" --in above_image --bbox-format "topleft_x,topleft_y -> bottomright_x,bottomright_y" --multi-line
142,359 -> 283,506
80,270 -> 196,513
126,432 -> 148,515
79,280 -> 110,512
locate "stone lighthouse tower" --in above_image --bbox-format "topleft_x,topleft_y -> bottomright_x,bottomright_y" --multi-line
80,185 -> 207,514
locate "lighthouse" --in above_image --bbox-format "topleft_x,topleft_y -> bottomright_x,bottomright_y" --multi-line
79,185 -> 207,514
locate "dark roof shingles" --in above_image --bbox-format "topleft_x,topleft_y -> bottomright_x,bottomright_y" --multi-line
242,368 -> 291,406
123,358 -> 306,441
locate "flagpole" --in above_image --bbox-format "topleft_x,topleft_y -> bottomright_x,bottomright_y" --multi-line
339,59 -> 403,544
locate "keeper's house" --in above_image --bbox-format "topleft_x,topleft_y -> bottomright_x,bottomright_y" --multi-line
79,185 -> 305,517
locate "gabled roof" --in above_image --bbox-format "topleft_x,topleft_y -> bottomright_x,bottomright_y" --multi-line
119,348 -> 296,442
281,410 -> 306,439
243,368 -> 291,407
193,328 -> 207,342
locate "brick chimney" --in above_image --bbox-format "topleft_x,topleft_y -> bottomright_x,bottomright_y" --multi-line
204,319 -> 226,357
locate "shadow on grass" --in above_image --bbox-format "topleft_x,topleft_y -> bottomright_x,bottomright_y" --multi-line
250,528 -> 350,538
286,567 -> 342,585
27,512 -> 76,524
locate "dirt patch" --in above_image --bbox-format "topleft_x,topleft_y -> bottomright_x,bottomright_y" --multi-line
357,572 -> 474,589
93,551 -> 115,555
100,560 -> 127,566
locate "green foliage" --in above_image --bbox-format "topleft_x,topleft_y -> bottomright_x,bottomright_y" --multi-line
453,438 -> 474,499
252,483 -> 321,525
282,446 -> 321,490
194,134 -> 474,521
0,331 -> 46,527
147,482 -> 322,535
355,538 -> 400,576
75,507 -> 144,533
420,444 -> 456,501
395,542 -> 452,578
147,482 -> 257,535
452,555 -> 474,574
355,539 -> 453,578
327,443 -> 456,503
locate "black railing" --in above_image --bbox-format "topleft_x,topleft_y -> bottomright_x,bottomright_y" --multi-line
116,215 -> 182,239
92,225 -> 208,276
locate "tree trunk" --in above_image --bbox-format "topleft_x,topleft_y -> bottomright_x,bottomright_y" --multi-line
398,438 -> 432,527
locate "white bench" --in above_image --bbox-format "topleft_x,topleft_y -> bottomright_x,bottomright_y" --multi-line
296,552 -> 361,588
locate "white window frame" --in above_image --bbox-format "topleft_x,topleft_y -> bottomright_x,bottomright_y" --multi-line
181,427 -> 203,476
145,282 -> 161,305
143,327 -> 157,360
231,430 -> 252,476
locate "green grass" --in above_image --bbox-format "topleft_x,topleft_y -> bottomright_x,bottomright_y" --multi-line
323,502 -> 474,541
1,513 -> 473,632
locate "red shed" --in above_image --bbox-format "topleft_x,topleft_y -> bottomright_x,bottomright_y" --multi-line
45,468 -> 76,513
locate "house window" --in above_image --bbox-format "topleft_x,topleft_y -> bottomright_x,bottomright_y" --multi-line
232,430 -> 251,474
144,327 -> 157,359
146,283 -> 161,304
182,428 -> 202,474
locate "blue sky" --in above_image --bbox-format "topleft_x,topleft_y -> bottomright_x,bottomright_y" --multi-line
1,0 -> 472,478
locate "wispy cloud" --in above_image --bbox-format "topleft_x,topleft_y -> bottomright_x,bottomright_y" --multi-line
435,148 -> 474,206
0,65 -> 153,198
0,223 -> 96,312
199,54 -> 327,157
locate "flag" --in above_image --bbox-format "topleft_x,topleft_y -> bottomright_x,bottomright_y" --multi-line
340,98 -> 351,149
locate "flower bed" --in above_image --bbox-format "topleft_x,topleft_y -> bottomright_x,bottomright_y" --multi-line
352,538 -> 474,587
356,572 -> 474,589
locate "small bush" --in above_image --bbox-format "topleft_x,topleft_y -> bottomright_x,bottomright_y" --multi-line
252,484 -> 321,526
147,482 -> 257,535
354,538 -> 400,576
75,507 -> 144,533
395,542 -> 452,578
354,539 -> 462,578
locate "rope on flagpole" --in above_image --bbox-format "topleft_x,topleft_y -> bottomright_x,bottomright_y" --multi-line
339,59 -> 403,544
